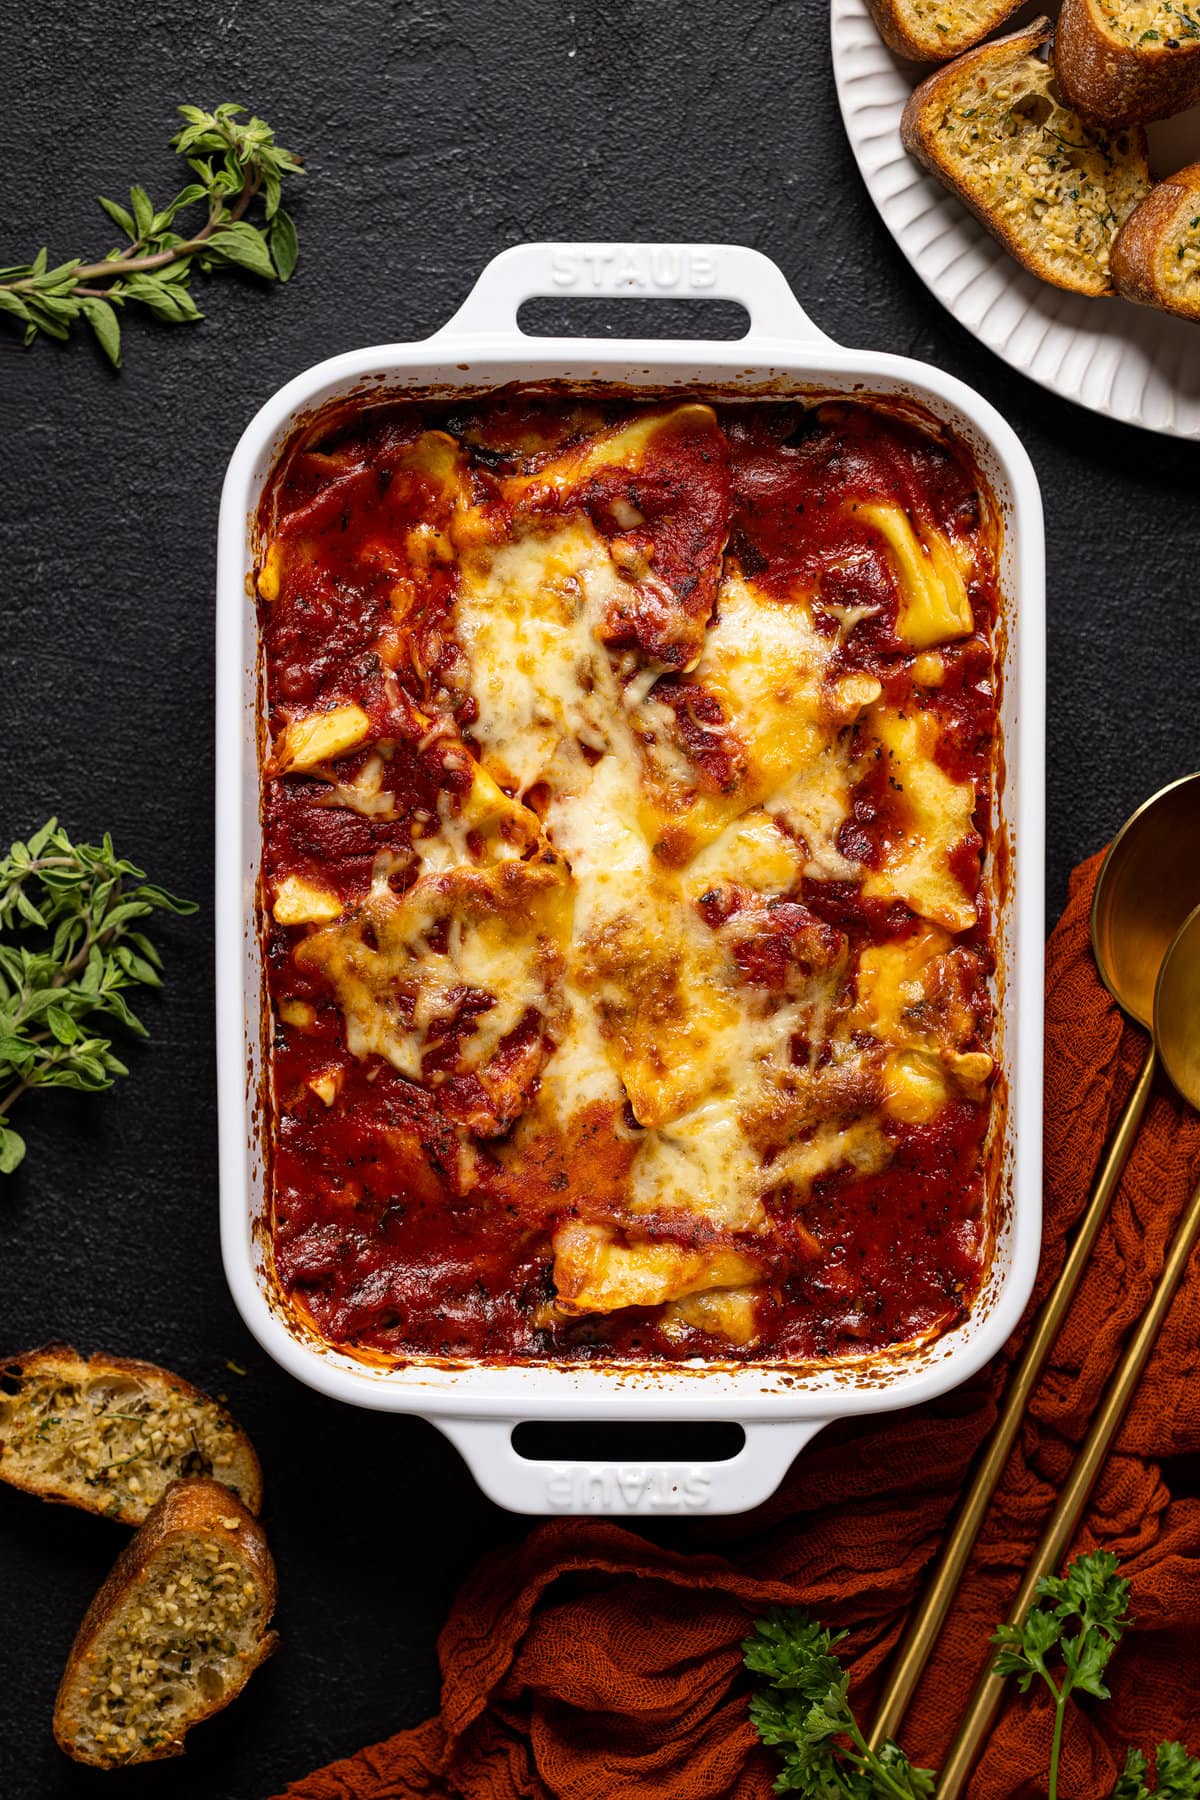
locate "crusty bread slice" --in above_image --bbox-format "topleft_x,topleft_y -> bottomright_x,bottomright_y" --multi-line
1057,0 -> 1200,126
0,1345 -> 261,1525
1112,161 -> 1200,316
53,1478 -> 277,1767
901,20 -> 1152,295
866,0 -> 1024,63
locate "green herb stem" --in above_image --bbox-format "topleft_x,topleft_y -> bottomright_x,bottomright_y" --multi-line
0,103 -> 301,366
1048,1686 -> 1067,1800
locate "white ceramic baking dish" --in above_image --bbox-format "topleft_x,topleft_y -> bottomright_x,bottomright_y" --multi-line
216,242 -> 1045,1516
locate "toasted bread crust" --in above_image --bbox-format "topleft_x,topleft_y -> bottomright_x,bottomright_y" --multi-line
866,0 -> 1024,62
53,1479 -> 278,1767
1057,0 -> 1200,125
1112,162 -> 1200,316
901,19 -> 1149,295
0,1344 -> 262,1523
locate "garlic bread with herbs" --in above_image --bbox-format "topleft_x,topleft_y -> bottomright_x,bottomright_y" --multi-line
0,1346 -> 261,1525
1112,161 -> 1200,315
866,0 -> 1024,62
901,18 -> 1151,295
1057,0 -> 1200,126
53,1478 -> 277,1768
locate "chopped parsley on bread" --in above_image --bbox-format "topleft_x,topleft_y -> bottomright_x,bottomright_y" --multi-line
1112,160 -> 1200,316
0,1345 -> 261,1525
901,18 -> 1151,295
1057,0 -> 1200,125
866,0 -> 1024,62
53,1478 -> 277,1767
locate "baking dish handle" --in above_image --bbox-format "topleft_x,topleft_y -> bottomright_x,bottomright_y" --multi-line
431,242 -> 835,347
431,1416 -> 829,1516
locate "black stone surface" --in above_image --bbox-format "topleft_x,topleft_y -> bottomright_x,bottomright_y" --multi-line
2,3 -> 1198,1796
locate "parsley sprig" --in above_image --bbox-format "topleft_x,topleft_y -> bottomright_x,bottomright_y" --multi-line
0,820 -> 196,1173
1117,1742 -> 1200,1800
992,1550 -> 1130,1800
743,1610 -> 935,1797
747,1556 -> 1200,1799
0,103 -> 302,367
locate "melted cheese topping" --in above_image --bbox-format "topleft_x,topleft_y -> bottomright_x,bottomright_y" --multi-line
684,576 -> 882,849
854,927 -> 993,1124
272,423 -> 993,1337
272,874 -> 344,925
297,853 -> 571,1081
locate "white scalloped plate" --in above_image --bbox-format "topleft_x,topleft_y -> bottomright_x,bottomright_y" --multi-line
831,0 -> 1200,437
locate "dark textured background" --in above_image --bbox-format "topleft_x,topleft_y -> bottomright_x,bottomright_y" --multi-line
2,2 -> 1199,1795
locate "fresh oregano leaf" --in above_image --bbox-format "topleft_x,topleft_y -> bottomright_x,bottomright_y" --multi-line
97,196 -> 137,239
269,208 -> 298,281
81,297 -> 122,366
129,185 -> 155,238
206,221 -> 276,278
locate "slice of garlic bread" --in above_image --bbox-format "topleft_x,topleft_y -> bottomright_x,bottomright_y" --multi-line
1112,162 -> 1200,317
54,1479 -> 277,1767
1057,0 -> 1200,126
901,19 -> 1151,295
0,1345 -> 261,1525
866,0 -> 1024,63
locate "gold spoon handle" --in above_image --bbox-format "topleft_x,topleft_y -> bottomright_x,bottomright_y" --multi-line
868,1043 -> 1157,1752
938,1146 -> 1200,1798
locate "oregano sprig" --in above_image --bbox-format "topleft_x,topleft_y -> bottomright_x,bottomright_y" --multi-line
0,103 -> 303,367
0,819 -> 196,1173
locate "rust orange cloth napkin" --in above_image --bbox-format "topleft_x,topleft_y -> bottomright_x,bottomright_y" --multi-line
280,850 -> 1200,1800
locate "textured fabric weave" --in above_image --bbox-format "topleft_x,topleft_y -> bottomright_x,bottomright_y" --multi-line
280,851 -> 1200,1800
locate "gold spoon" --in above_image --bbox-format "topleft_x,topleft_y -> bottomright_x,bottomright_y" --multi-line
937,896 -> 1200,1796
869,771 -> 1200,1752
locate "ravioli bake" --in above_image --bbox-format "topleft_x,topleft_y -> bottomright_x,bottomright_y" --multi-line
256,391 -> 1002,1363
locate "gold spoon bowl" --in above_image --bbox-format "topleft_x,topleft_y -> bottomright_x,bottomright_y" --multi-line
1156,903 -> 1200,1112
1092,771 -> 1200,1031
